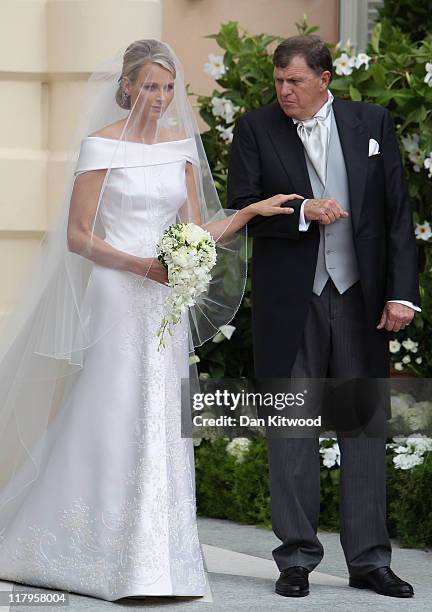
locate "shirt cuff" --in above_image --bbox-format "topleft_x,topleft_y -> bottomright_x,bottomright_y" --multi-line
299,200 -> 311,232
387,300 -> 421,313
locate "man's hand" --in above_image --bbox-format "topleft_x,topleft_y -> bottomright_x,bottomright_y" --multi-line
304,198 -> 349,225
376,302 -> 415,332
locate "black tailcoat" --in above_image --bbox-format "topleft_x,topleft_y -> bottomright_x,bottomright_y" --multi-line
227,98 -> 420,378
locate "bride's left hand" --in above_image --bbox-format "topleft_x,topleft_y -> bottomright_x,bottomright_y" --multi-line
250,193 -> 304,216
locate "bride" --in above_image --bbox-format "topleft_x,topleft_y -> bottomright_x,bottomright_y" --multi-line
0,39 -> 300,601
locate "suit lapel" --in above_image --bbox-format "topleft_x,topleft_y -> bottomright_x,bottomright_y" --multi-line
267,104 -> 314,199
332,98 -> 369,234
267,99 -> 369,234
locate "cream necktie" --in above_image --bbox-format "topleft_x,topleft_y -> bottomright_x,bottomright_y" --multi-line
296,115 -> 329,187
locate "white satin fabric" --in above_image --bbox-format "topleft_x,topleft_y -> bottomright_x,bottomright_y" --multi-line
0,138 -> 207,600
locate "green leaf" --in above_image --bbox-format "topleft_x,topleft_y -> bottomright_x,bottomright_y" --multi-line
328,77 -> 350,92
371,22 -> 382,54
329,468 -> 340,484
400,105 -> 428,130
349,84 -> 362,101
355,67 -> 373,83
371,63 -> 386,86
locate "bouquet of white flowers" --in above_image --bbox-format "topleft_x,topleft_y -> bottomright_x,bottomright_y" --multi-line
156,222 -> 217,350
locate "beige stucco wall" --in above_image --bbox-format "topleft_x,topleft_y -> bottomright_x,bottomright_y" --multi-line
162,0 -> 339,100
0,0 -> 161,315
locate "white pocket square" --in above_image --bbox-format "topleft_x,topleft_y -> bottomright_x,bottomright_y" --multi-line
368,138 -> 380,156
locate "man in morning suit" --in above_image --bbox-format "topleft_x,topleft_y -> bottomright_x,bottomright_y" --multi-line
227,35 -> 420,599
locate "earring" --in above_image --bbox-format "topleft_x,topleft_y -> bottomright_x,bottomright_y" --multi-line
121,90 -> 130,105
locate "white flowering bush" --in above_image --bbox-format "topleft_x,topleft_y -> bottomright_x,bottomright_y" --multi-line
226,437 -> 252,463
319,437 -> 341,468
329,21 -> 432,374
390,392 -> 432,434
204,54 -> 226,79
193,432 -> 432,544
389,337 -> 423,373
156,223 -> 217,349
387,434 -> 432,470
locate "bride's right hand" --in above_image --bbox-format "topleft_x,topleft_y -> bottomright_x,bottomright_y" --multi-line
133,257 -> 168,285
249,193 -> 304,217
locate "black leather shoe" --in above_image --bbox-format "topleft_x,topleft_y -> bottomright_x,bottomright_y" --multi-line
275,566 -> 309,597
349,566 -> 414,598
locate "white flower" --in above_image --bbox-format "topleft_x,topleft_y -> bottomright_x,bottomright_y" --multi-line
424,62 -> 432,87
415,220 -> 432,241
336,38 -> 354,54
216,124 -> 234,143
406,434 -> 432,455
355,53 -> 371,70
393,452 -> 424,470
189,354 -> 200,365
389,339 -> 401,353
424,153 -> 432,178
402,338 -> 418,353
394,362 -> 404,371
402,133 -> 420,154
226,437 -> 251,463
401,133 -> 423,172
391,434 -> 432,469
321,447 -> 340,468
319,440 -> 340,468
156,223 -> 217,349
402,354 -> 411,364
184,222 -> 212,244
391,393 -> 415,415
204,54 -> 226,79
219,324 -> 236,339
211,97 -> 240,124
415,356 -> 423,364
333,52 -> 356,76
212,324 -> 236,343
409,407 -> 427,432
171,246 -> 194,269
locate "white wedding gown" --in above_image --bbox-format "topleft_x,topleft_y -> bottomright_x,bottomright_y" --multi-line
0,137 -> 208,600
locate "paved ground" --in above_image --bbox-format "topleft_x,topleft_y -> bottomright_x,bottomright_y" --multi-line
0,517 -> 430,612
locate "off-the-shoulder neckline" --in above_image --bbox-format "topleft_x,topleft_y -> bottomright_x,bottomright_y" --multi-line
85,136 -> 193,146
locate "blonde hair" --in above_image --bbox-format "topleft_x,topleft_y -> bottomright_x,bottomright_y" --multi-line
116,39 -> 176,109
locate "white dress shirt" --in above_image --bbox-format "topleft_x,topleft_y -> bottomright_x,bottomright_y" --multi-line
292,90 -> 420,312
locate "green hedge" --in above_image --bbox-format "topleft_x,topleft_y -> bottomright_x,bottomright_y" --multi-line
195,437 -> 432,548
379,0 -> 432,42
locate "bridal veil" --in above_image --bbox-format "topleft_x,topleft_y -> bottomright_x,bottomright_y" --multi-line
0,40 -> 246,524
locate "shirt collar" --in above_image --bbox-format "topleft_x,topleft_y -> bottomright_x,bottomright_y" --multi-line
291,89 -> 334,124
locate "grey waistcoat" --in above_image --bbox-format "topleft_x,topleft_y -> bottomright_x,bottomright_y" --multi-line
303,111 -> 360,295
